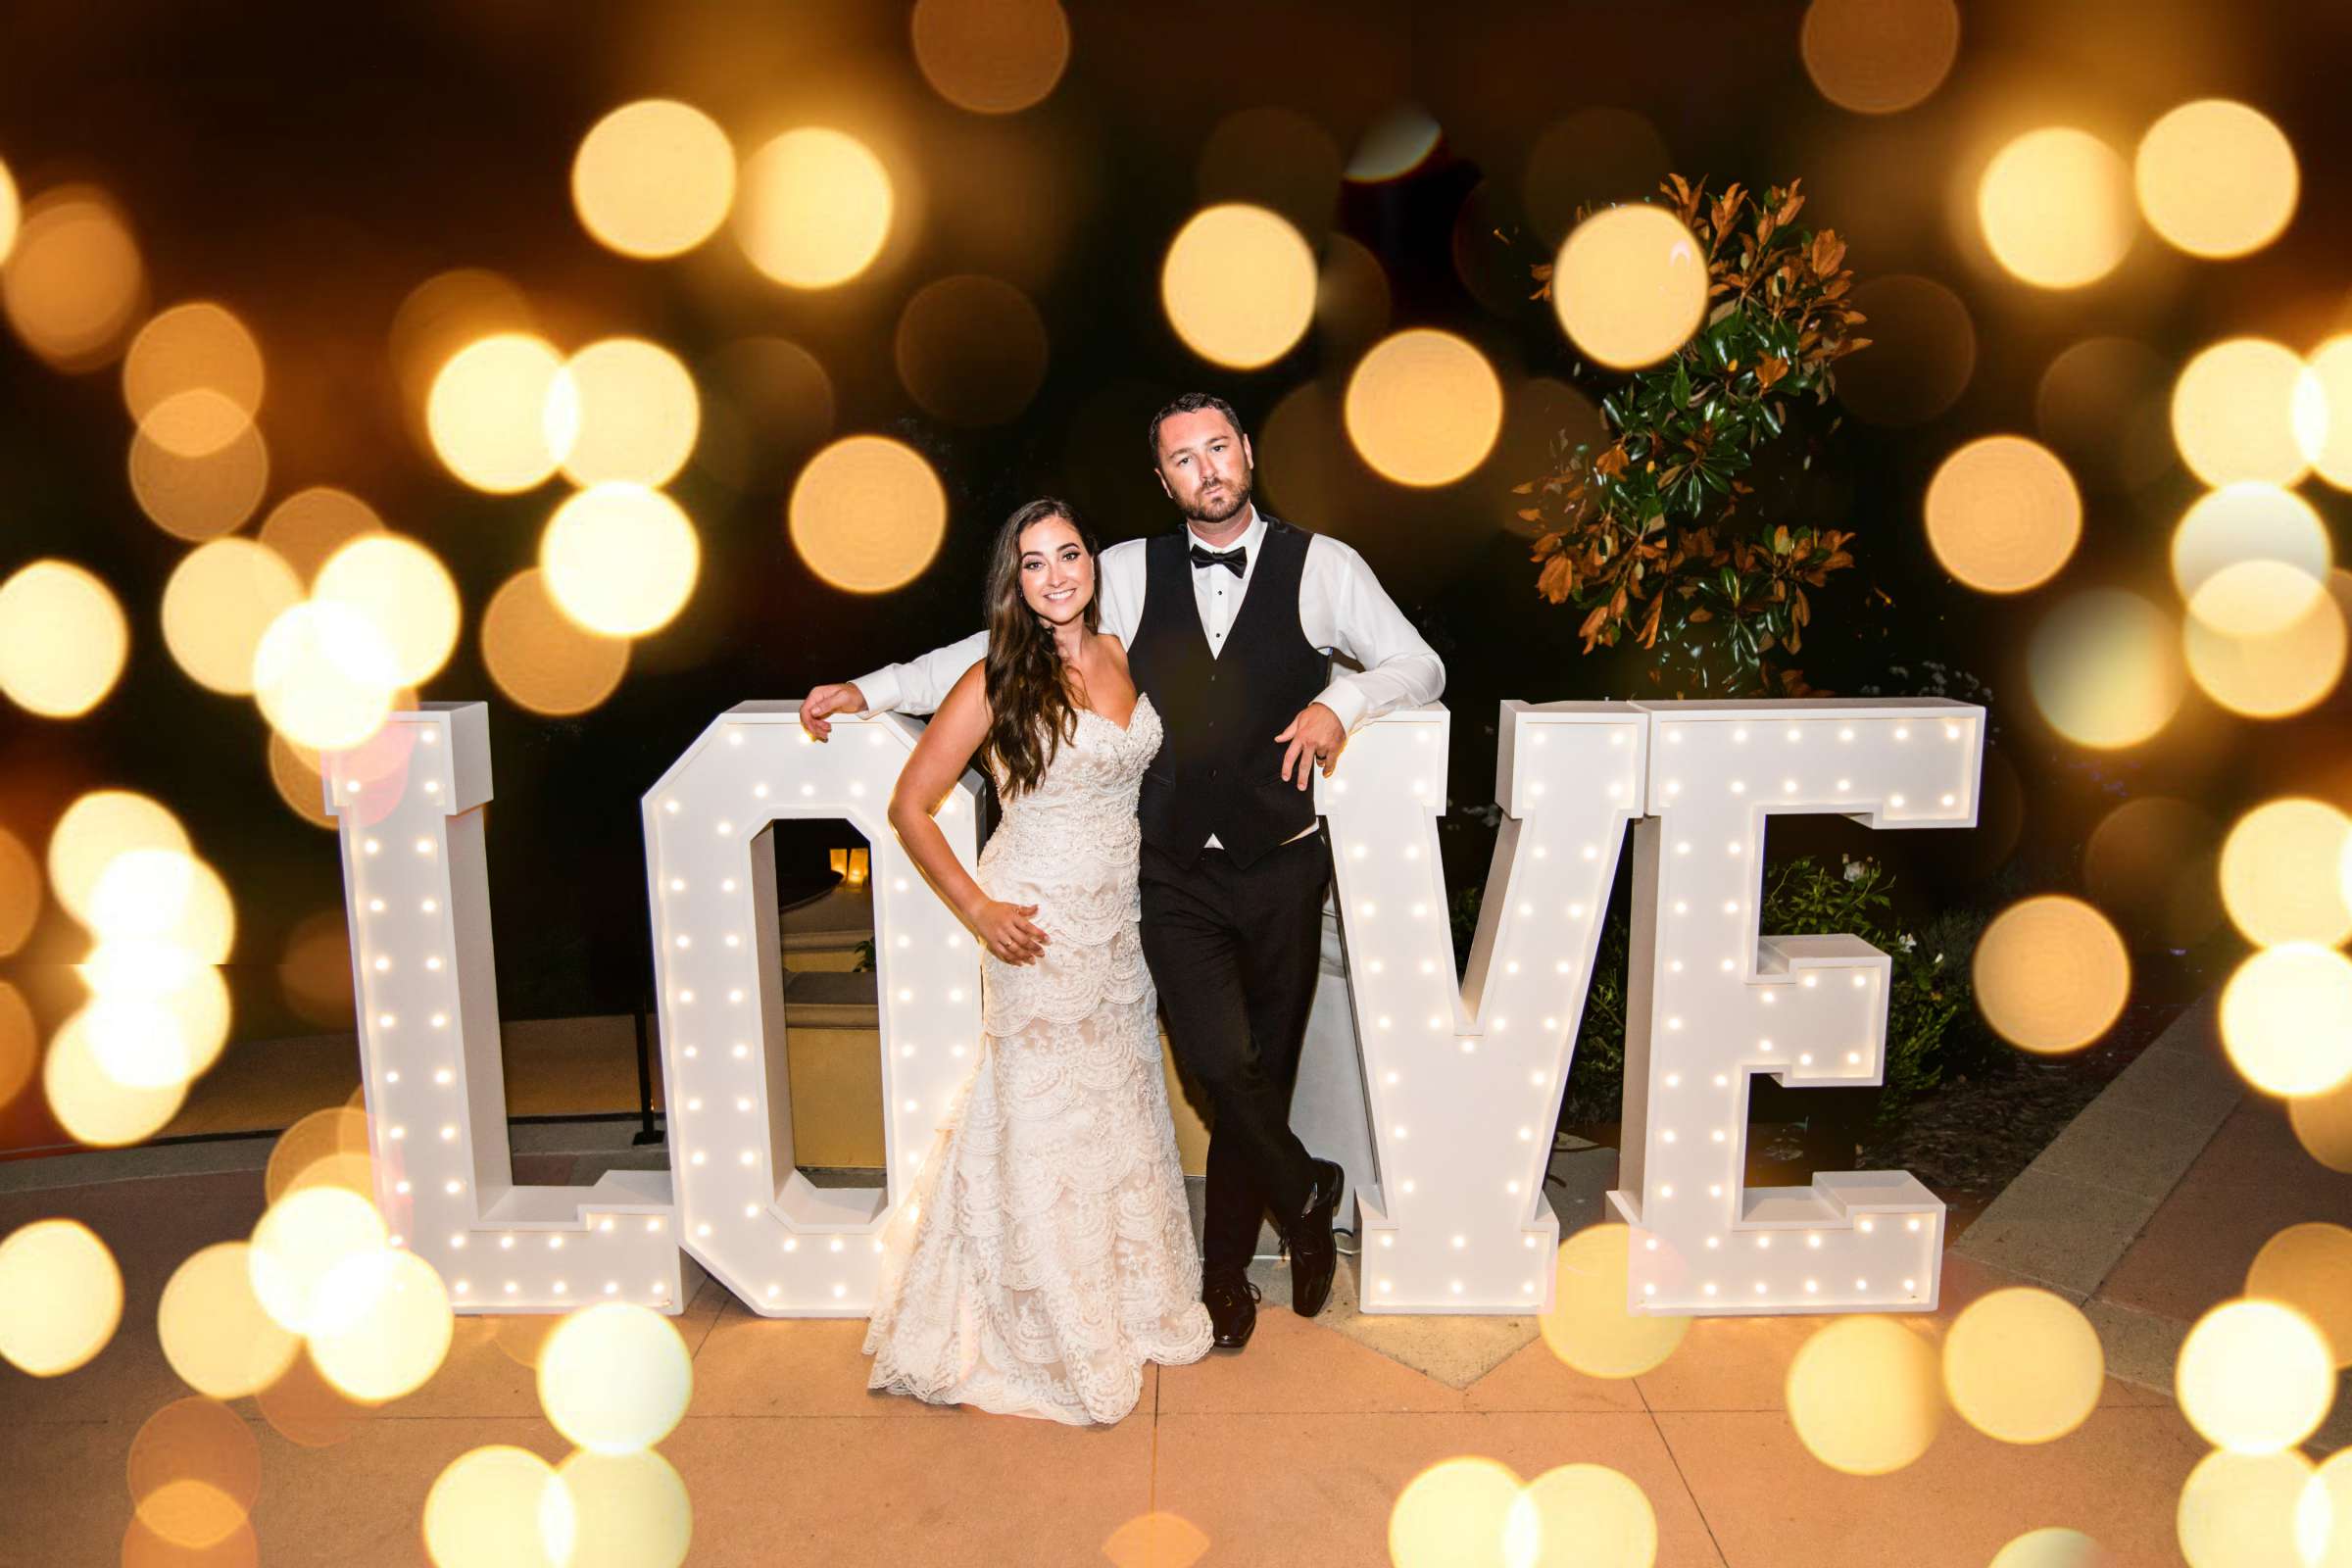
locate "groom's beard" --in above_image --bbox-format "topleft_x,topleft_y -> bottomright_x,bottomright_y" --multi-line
1182,473 -> 1252,526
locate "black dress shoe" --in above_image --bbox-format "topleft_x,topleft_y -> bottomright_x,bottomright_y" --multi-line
1288,1157 -> 1346,1318
1202,1272 -> 1260,1349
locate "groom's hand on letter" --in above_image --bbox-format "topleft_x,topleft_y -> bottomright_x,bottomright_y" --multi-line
799,683 -> 867,742
970,902 -> 1049,965
1275,703 -> 1347,788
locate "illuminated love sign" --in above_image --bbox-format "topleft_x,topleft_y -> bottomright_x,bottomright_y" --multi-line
327,696 -> 1982,1320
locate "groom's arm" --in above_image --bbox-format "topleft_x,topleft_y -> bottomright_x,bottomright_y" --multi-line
800,629 -> 989,740
1275,535 -> 1446,784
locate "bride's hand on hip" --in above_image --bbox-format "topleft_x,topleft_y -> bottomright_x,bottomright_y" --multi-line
967,901 -> 1050,965
799,683 -> 867,741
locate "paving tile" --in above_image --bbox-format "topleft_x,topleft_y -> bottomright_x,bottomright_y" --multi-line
1949,1170 -> 2151,1299
1654,1403 -> 2204,1568
1154,1410 -> 1725,1567
1459,1335 -> 1650,1415
247,1415 -> 568,1565
2088,1047 -> 2243,1141
0,1417 -> 133,1562
689,1296 -> 1002,1419
1268,1253 -> 1537,1392
2081,1298 -> 2186,1403
2029,1102 -> 2215,1204
1158,1283 -> 1469,1415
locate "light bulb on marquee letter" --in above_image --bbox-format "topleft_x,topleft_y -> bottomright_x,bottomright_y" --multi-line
1323,703 -> 1649,1313
641,704 -> 987,1316
1607,699 -> 1984,1315
325,704 -> 684,1314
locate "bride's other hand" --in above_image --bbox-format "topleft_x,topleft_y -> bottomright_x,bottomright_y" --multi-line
968,901 -> 1049,965
799,683 -> 867,741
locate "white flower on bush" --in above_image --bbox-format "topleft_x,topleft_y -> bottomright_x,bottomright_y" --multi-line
1843,859 -> 1866,883
1898,933 -> 1917,952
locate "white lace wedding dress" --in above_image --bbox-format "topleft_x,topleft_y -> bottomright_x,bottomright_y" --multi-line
863,695 -> 1214,1423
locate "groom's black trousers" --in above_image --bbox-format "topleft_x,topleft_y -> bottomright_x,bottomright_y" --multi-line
1139,831 -> 1331,1280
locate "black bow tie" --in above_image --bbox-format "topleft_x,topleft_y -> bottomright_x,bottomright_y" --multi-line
1189,543 -> 1247,577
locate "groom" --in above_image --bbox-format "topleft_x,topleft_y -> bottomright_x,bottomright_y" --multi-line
802,392 -> 1445,1348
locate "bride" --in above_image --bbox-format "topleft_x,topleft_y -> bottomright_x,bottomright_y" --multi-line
862,497 -> 1214,1424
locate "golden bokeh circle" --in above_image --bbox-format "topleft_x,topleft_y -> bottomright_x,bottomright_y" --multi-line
46,791 -> 188,924
549,336 -> 702,488
2025,589 -> 2183,749
537,1302 -> 694,1454
2177,1449 -> 2314,1568
1346,105 -> 1443,184
247,1186 -> 389,1338
1923,435 -> 2080,594
482,568 -> 630,716
788,435 -> 948,594
2135,100 -> 2299,261
1976,127 -> 2134,290
310,1248 -> 455,1403
85,846 -> 234,957
2173,338 -> 2318,488
162,538 -> 304,696
1,186 -> 145,369
1799,0 -> 1961,115
128,1396 -> 260,1549
0,827 -> 37,958
0,1218 -> 122,1376
735,127 -> 894,290
427,332 -> 568,493
0,157 -> 17,264
128,397 -> 270,540
43,1005 -> 187,1146
910,0 -> 1071,115
2083,796 -> 2224,949
2218,798 -> 2352,948
1388,1456 -> 1523,1568
1972,896 -> 2130,1055
1786,1316 -> 1943,1475
1988,1528 -> 2110,1568
278,907 -> 357,1028
0,559 -> 128,718
1509,1463 -> 1658,1568
1159,203 -> 1317,370
2247,1223 -> 2352,1371
1537,1222 -> 1689,1378
2182,573 -> 2347,720
2219,944 -> 2352,1099
123,302 -> 265,433
267,732 -> 336,831
554,1448 -> 694,1568
0,980 -> 34,1111
894,274 -> 1050,426
2303,1448 -> 2352,1568
2171,485 -> 2328,635
1521,108 -> 1672,247
423,1446 -> 574,1568
78,950 -> 231,1090
1551,204 -> 1708,369
2036,336 -> 2174,489
1837,274 -> 1977,428
540,483 -> 702,638
252,601 -> 400,751
571,99 -> 736,260
259,486 -> 386,585
158,1242 -> 303,1399
2178,1298 -> 2334,1453
315,533 -> 463,687
1343,328 -> 1504,487
265,1106 -> 373,1206
1196,107 -> 1343,237
1940,1287 -> 2104,1444
2309,334 -> 2352,492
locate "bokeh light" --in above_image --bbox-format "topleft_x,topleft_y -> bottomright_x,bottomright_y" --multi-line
1343,328 -> 1503,487
2177,1298 -> 2334,1452
1159,203 -> 1316,370
788,435 -> 948,594
1536,1222 -> 1689,1378
128,1396 -> 260,1549
0,156 -> 17,263
0,1218 -> 122,1376
1346,104 -> 1442,183
553,1449 -> 694,1568
252,601 -> 399,750
247,1185 -> 390,1337
2303,1448 -> 2352,1568
1,185 -> 144,369
540,483 -> 701,637
0,980 -> 33,1112
1509,1463 -> 1657,1568
2084,797 -> 2225,948
1972,896 -> 2130,1055
2308,334 -> 2352,491
0,559 -> 128,718
309,1248 -> 455,1403
910,0 -> 1070,115
267,732 -> 337,831
158,1242 -> 303,1398
735,127 -> 893,290
88,845 -> 233,960
571,99 -> 736,260
483,567 -> 630,715
277,908 -> 358,1027
314,533 -> 462,686
391,269 -> 537,433
1785,1316 -> 1943,1475
2172,338 -> 2321,488
259,486 -> 386,585
2036,337 -> 2174,490
1798,0 -> 1961,114
1195,107 -> 1342,236
548,337 -> 701,488
2025,588 -> 2183,749
0,827 -> 35,958
1388,1456 -> 1522,1568
1102,1512 -> 1212,1568
1988,1528 -> 2110,1568
265,1105 -> 372,1206
1976,128 -> 2134,290
1940,1287 -> 2103,1444
895,274 -> 1049,425
2219,799 -> 2352,948
1551,204 -> 1707,369
43,1005 -> 187,1145
1923,435 -> 2080,593
127,393 -> 270,540
77,952 -> 230,1090
427,332 -> 567,493
2219,944 -> 2352,1098
1836,274 -> 1976,427
162,538 -> 304,695
2247,1223 -> 2352,1370
2177,1449 -> 2314,1568
2182,572 -> 2347,719
423,1446 -> 574,1568
2135,100 -> 2299,260
1314,233 -> 1392,354
2171,484 -> 2329,635
123,302 -> 264,433
538,1302 -> 693,1454
1521,108 -> 1672,246
47,791 -> 188,924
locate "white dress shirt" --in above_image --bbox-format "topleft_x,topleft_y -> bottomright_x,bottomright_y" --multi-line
851,504 -> 1446,735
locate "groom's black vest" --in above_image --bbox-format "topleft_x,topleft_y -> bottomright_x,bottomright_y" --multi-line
1125,514 -> 1330,868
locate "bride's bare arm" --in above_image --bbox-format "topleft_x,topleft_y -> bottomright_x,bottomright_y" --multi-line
886,662 -> 1050,965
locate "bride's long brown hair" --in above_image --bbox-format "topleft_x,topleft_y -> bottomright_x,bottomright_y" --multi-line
982,498 -> 1102,799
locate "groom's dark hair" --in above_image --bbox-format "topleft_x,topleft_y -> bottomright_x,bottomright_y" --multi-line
1147,392 -> 1246,464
